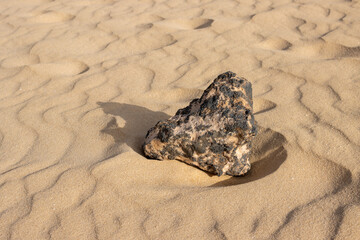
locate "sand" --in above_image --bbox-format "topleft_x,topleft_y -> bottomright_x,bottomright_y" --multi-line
0,0 -> 359,239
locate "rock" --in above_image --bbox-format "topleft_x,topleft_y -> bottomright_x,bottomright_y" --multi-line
143,71 -> 257,176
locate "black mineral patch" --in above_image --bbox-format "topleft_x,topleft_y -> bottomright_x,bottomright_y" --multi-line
201,95 -> 219,111
158,126 -> 172,142
176,105 -> 191,115
211,131 -> 223,138
225,123 -> 236,132
221,108 -> 230,117
210,143 -> 225,153
220,85 -> 233,98
234,119 -> 248,130
182,144 -> 194,157
193,141 -> 206,154
217,71 -> 236,80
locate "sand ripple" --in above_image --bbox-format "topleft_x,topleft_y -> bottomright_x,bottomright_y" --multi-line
0,0 -> 359,239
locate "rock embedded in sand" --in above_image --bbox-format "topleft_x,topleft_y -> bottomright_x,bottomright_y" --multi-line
143,71 -> 257,176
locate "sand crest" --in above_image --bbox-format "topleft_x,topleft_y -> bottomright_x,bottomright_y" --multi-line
0,0 -> 359,239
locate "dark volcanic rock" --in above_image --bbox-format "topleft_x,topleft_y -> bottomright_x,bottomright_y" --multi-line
143,71 -> 257,176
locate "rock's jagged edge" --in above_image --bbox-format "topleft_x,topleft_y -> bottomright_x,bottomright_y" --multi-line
143,71 -> 257,176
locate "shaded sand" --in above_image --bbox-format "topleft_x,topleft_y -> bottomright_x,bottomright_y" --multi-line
0,0 -> 359,239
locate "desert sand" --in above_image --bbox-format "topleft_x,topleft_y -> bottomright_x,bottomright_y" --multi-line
0,0 -> 359,239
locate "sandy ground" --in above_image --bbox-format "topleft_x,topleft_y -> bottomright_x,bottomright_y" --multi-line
0,0 -> 359,239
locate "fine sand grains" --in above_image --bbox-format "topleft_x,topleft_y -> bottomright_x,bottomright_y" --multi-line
0,0 -> 359,239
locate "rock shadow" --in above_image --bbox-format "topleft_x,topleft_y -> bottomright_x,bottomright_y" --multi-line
211,127 -> 287,187
98,102 -> 170,154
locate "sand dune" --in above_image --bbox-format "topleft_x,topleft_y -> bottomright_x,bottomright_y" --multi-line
0,0 -> 359,239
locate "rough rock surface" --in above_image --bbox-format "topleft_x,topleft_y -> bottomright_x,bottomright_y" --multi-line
143,71 -> 257,176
